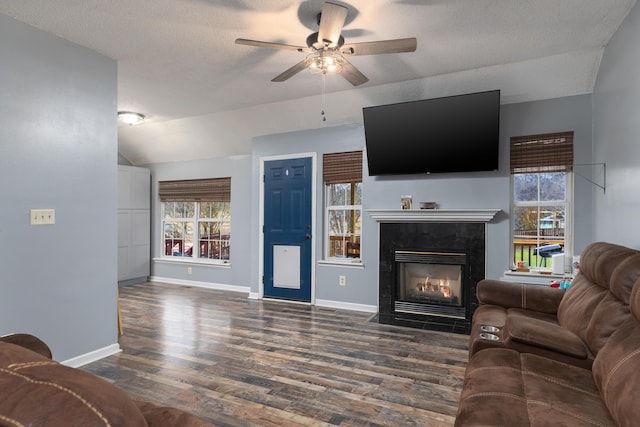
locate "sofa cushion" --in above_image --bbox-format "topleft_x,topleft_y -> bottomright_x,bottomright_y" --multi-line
558,243 -> 640,356
582,253 -> 640,355
455,348 -> 617,427
508,307 -> 559,323
0,333 -> 52,359
0,342 -> 148,427
585,292 -> 631,354
557,269 -> 610,343
469,304 -> 594,367
506,314 -> 588,358
591,277 -> 640,427
607,253 -> 640,304
579,242 -> 637,291
455,349 -> 530,426
477,279 -> 564,314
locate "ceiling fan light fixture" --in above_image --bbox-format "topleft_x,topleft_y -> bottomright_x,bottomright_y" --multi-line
235,2 -> 415,86
118,111 -> 145,126
306,51 -> 344,75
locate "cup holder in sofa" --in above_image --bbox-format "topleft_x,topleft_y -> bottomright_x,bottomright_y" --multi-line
479,332 -> 500,341
480,325 -> 500,333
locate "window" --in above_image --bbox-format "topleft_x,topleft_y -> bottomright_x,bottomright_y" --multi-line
159,178 -> 231,262
323,151 -> 363,261
510,132 -> 573,270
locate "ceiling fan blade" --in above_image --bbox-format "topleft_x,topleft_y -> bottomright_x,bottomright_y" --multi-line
340,58 -> 369,86
341,38 -> 417,56
272,59 -> 309,82
235,38 -> 308,52
317,2 -> 348,47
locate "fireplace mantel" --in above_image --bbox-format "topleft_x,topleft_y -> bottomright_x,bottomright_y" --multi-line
367,209 -> 500,223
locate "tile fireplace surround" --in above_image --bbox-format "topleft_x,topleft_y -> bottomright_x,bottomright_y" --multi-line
368,209 -> 500,334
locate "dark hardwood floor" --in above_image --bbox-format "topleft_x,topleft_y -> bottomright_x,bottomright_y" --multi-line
83,282 -> 468,426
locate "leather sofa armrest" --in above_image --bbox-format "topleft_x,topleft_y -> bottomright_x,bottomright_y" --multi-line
477,279 -> 565,314
506,315 -> 588,359
0,333 -> 52,359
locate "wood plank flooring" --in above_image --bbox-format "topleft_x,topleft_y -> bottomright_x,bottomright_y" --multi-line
82,282 -> 469,427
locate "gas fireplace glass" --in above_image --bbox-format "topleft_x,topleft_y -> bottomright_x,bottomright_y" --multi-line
398,262 -> 462,307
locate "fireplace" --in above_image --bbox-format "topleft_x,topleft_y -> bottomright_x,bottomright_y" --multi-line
369,209 -> 499,334
395,250 -> 466,318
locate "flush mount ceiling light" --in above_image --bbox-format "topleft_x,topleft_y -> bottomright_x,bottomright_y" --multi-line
117,111 -> 145,125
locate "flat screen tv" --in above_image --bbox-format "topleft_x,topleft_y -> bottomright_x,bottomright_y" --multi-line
363,90 -> 500,176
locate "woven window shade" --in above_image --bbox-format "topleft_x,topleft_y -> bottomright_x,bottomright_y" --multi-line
510,131 -> 574,174
159,177 -> 231,202
323,151 -> 363,184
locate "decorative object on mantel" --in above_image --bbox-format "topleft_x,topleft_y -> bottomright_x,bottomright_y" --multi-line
419,202 -> 437,210
400,195 -> 412,210
367,208 -> 501,223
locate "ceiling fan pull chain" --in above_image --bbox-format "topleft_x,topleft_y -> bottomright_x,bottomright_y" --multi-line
321,74 -> 327,121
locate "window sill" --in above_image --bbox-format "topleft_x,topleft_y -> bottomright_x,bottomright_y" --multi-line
153,257 -> 231,268
317,259 -> 364,269
499,269 -> 571,286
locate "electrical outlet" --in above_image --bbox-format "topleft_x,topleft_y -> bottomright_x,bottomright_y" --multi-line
30,209 -> 55,225
339,275 -> 346,286
187,267 -> 192,275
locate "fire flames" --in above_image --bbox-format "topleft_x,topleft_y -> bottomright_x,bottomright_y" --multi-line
417,277 -> 452,298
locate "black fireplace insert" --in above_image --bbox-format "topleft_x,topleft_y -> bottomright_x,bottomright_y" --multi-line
376,222 -> 485,334
395,250 -> 466,318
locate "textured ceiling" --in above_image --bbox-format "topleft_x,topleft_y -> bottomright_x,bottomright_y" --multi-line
0,0 -> 636,164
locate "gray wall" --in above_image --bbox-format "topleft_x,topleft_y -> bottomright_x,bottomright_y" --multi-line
144,155 -> 253,287
593,3 -> 640,248
251,125 -> 368,304
2,2 -> 633,361
147,94 -> 594,308
0,15 -> 118,360
501,95 -> 594,256
244,95 -> 593,307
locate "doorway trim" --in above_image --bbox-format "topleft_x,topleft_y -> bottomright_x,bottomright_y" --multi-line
258,152 -> 317,303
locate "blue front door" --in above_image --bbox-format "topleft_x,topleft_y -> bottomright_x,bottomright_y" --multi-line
263,157 -> 313,302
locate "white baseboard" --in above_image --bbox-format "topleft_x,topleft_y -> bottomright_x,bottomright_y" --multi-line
315,299 -> 377,313
149,278 -> 376,313
61,343 -> 121,368
149,276 -> 250,293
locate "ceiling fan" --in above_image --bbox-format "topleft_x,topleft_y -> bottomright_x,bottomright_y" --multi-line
235,1 -> 417,86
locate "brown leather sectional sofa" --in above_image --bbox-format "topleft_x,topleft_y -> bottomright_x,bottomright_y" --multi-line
455,242 -> 640,426
0,333 -> 214,426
